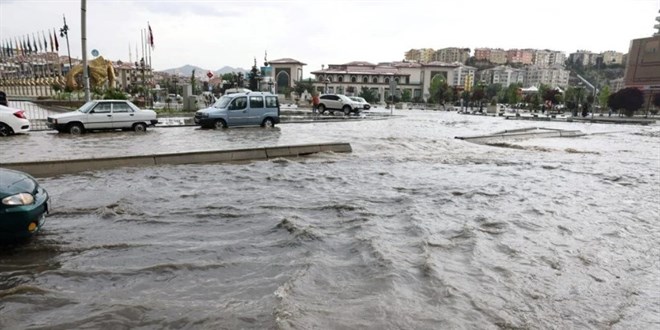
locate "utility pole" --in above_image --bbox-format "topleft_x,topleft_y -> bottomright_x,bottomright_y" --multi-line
81,0 -> 90,101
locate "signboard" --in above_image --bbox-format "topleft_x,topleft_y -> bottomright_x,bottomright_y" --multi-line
206,71 -> 214,79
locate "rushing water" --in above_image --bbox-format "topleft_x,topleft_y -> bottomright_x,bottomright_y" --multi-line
1,111 -> 659,329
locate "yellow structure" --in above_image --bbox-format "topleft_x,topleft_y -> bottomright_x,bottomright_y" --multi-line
65,56 -> 116,90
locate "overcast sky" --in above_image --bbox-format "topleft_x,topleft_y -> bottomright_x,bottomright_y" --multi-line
1,0 -> 658,76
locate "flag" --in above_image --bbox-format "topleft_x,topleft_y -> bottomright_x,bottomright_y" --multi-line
26,35 -> 32,54
148,23 -> 154,49
53,29 -> 59,52
49,29 -> 54,52
22,36 -> 28,55
42,31 -> 48,53
15,37 -> 20,56
33,33 -> 39,52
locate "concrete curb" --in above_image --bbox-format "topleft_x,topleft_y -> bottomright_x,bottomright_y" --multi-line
0,142 -> 352,177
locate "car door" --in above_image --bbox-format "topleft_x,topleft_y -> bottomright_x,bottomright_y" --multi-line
329,95 -> 341,110
110,102 -> 134,129
86,102 -> 114,129
227,96 -> 248,126
247,95 -> 264,125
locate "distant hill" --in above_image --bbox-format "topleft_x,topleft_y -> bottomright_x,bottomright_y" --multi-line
161,65 -> 248,78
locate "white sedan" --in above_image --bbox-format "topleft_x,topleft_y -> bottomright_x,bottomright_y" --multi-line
0,104 -> 30,136
47,100 -> 158,134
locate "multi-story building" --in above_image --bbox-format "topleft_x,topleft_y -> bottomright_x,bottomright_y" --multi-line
310,60 -> 476,103
525,64 -> 570,88
601,51 -> 625,65
568,50 -> 599,66
404,49 -> 422,62
474,47 -> 507,63
433,47 -> 470,64
507,49 -> 534,65
474,48 -> 491,61
479,65 -> 525,87
532,49 -> 566,67
624,35 -> 660,92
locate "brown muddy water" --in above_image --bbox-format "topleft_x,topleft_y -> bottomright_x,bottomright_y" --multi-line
0,111 -> 658,329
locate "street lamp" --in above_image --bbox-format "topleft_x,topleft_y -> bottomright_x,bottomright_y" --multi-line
60,14 -> 72,74
324,78 -> 330,94
267,79 -> 274,93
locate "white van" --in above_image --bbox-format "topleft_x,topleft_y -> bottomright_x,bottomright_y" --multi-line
194,91 -> 280,128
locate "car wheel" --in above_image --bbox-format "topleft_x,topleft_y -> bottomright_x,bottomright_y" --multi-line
262,118 -> 275,128
343,105 -> 351,116
0,123 -> 13,136
318,104 -> 326,115
133,123 -> 147,132
68,123 -> 84,135
213,119 -> 227,129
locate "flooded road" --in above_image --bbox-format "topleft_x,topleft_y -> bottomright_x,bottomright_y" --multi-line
1,111 -> 659,329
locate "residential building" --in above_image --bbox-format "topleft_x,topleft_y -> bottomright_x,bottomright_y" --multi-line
310,61 -> 476,103
433,47 -> 470,64
479,65 -> 525,87
568,50 -> 599,66
601,51 -> 624,65
610,77 -> 625,92
525,64 -> 570,88
532,49 -> 566,67
507,49 -> 534,65
404,49 -> 422,62
474,48 -> 507,64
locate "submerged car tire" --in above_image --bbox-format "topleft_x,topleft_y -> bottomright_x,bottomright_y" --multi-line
0,123 -> 13,136
343,105 -> 351,116
133,122 -> 147,132
214,119 -> 227,129
318,104 -> 326,115
68,123 -> 84,135
262,118 -> 275,128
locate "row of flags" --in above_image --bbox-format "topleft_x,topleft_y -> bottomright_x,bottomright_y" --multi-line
1,29 -> 60,58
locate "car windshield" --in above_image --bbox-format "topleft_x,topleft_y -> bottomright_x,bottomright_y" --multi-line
351,97 -> 365,103
77,101 -> 97,113
214,96 -> 232,108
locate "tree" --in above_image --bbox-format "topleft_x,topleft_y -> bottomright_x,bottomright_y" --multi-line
293,78 -> 315,97
503,83 -> 522,105
543,88 -> 561,106
359,86 -> 378,103
598,85 -> 611,114
190,69 -> 196,95
401,89 -> 412,102
428,76 -> 452,105
609,87 -> 644,117
652,93 -> 660,115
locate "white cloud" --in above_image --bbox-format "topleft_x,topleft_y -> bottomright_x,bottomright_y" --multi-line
0,0 -> 657,76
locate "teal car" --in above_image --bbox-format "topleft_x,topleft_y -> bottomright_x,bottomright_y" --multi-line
0,168 -> 49,242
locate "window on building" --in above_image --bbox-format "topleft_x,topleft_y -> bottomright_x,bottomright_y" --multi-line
351,76 -> 357,83
338,76 -> 343,82
363,76 -> 368,83
372,77 -> 378,84
385,78 -> 390,84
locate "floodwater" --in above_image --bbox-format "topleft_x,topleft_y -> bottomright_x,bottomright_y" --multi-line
1,111 -> 659,329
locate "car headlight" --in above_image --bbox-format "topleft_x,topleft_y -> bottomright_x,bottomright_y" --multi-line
2,193 -> 35,206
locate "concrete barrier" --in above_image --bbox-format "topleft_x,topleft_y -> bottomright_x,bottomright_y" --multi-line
455,127 -> 585,144
1,142 -> 352,177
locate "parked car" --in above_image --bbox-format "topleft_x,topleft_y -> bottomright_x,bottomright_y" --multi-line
194,91 -> 280,128
0,104 -> 30,137
0,168 -> 49,241
47,100 -> 158,134
349,96 -> 371,110
317,94 -> 362,115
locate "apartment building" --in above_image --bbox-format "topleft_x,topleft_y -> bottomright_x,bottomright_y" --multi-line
601,51 -> 624,65
568,50 -> 599,66
506,49 -> 534,65
434,47 -> 470,64
525,64 -> 570,88
403,48 -> 435,63
532,50 -> 567,67
474,48 -> 507,64
479,65 -> 525,87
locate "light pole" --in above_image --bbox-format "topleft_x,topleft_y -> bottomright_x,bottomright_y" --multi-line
324,78 -> 330,94
60,14 -> 72,75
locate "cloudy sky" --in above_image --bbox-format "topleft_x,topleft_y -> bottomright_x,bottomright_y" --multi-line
0,0 -> 657,76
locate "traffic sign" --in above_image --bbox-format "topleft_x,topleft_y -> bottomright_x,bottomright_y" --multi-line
206,71 -> 214,79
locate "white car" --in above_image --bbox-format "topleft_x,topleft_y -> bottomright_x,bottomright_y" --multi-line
349,96 -> 371,110
317,94 -> 362,115
47,100 -> 158,134
0,104 -> 30,136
